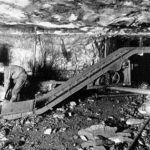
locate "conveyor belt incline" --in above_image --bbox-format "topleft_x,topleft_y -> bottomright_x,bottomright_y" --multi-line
2,47 -> 150,120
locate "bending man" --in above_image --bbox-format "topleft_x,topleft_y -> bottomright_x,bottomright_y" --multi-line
1,65 -> 27,102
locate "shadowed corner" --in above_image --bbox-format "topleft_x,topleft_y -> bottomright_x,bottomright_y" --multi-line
0,43 -> 11,66
0,43 -> 11,85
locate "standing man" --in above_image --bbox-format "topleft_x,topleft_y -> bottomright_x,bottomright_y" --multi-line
0,64 -> 27,102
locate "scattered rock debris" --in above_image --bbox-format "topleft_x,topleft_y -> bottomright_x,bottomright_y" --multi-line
0,92 -> 150,150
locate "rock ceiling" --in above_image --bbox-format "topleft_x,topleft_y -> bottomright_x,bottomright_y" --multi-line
0,0 -> 150,35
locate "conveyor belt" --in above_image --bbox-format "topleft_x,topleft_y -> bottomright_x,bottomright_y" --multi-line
2,47 -> 150,120
35,47 -> 149,115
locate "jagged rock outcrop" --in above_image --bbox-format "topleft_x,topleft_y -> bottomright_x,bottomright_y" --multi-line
0,0 -> 150,79
0,0 -> 150,35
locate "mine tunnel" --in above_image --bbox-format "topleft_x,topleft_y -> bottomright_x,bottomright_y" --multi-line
107,36 -> 150,87
1,0 -> 150,150
130,54 -> 150,86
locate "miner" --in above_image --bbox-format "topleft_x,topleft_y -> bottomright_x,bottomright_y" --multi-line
0,64 -> 27,102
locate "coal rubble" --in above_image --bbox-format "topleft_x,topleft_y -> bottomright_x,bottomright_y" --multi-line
0,94 -> 150,150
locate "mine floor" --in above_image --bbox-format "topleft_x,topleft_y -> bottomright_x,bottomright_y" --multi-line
0,90 -> 149,150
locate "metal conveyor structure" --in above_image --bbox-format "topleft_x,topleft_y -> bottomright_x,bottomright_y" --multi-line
2,47 -> 150,120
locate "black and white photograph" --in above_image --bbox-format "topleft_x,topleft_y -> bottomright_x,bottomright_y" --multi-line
0,0 -> 150,150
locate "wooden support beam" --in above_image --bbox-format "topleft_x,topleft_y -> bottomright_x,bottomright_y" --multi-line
33,27 -> 37,76
104,36 -> 107,58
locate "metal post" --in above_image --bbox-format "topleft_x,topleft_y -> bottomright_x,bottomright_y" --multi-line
122,60 -> 131,85
104,36 -> 107,58
139,37 -> 143,47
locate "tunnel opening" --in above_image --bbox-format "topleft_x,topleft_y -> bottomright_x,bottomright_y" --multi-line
107,36 -> 150,87
130,54 -> 150,86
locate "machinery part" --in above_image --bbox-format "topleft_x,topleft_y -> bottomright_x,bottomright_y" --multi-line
138,82 -> 149,89
95,71 -> 120,86
97,72 -> 111,85
110,71 -> 120,84
122,59 -> 131,85
0,47 -> 150,120
34,47 -> 150,115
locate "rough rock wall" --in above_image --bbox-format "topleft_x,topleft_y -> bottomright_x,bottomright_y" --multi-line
33,34 -> 105,80
1,0 -> 150,35
0,34 -> 104,80
1,33 -> 149,80
38,34 -> 101,79
0,34 -> 34,74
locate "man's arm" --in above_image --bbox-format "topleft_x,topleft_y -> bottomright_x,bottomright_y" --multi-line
4,67 -> 11,99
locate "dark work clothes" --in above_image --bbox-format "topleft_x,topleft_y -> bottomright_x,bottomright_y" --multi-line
4,65 -> 27,102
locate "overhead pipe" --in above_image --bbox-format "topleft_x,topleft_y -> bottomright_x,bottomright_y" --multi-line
107,86 -> 150,95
